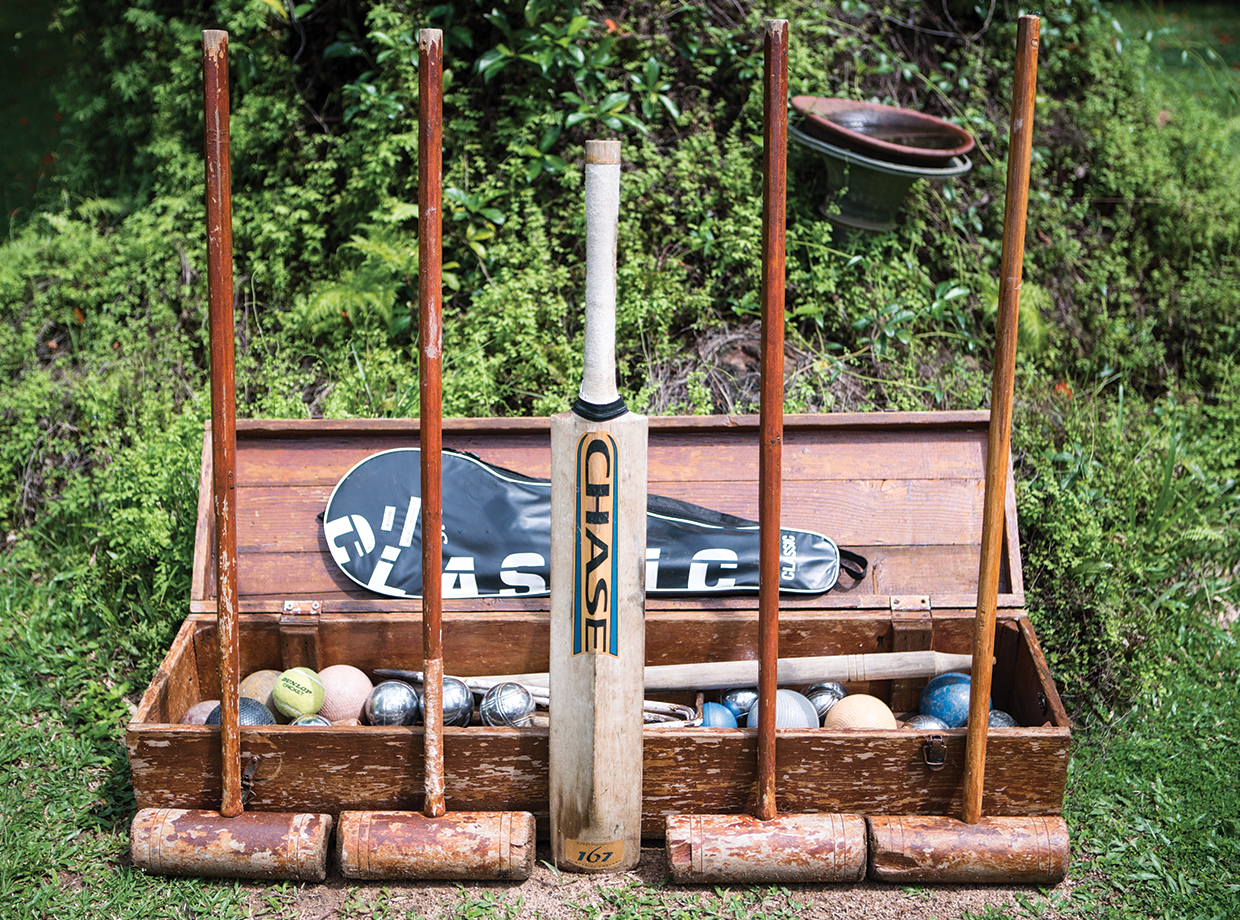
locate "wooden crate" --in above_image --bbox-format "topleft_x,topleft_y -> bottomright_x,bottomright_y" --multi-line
127,411 -> 1069,837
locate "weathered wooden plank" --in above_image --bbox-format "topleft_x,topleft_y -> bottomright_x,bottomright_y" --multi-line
228,414 -> 990,486
167,611 -> 905,683
1003,472 -> 1025,595
222,542 -> 995,609
233,412 -> 990,439
193,620 -> 222,700
232,429 -> 988,490
172,608 -> 1025,675
1016,618 -> 1070,727
193,592 -> 1026,615
992,620 -> 1022,715
126,724 -> 1069,836
232,479 -> 988,556
190,425 -> 214,603
133,618 -> 202,724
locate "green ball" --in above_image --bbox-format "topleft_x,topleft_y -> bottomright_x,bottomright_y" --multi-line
272,667 -> 325,718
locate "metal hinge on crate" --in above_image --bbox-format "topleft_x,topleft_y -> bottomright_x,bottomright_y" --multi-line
280,600 -> 322,671
890,596 -> 932,715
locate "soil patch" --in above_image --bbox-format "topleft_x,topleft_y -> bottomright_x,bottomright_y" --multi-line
240,845 -> 1070,919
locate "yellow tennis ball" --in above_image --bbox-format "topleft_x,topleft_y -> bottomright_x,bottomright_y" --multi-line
822,693 -> 898,730
272,667 -> 325,718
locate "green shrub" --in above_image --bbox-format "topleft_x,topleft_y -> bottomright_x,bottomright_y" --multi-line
1017,376 -> 1240,705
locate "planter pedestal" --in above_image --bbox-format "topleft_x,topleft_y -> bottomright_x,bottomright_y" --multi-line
791,124 -> 972,232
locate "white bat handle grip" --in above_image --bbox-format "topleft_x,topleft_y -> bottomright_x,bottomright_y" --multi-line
579,139 -> 623,414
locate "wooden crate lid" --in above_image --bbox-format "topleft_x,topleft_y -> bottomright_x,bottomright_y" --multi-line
190,412 -> 1024,615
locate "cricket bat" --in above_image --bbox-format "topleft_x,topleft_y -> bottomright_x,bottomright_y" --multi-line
548,139 -> 647,874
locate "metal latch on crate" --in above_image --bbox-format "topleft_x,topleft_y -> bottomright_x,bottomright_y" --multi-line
280,600 -> 322,671
923,734 -> 947,771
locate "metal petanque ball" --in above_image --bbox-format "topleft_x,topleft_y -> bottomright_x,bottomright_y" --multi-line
291,714 -> 332,726
442,676 -> 474,727
902,713 -> 950,731
365,680 -> 420,726
804,681 -> 848,721
206,697 -> 277,725
479,682 -> 536,727
720,687 -> 759,722
989,709 -> 1020,728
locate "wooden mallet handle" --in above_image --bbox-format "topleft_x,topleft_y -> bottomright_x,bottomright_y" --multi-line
390,650 -> 973,694
202,28 -> 241,820
417,27 -> 446,821
962,14 -> 1040,826
756,16 -> 788,823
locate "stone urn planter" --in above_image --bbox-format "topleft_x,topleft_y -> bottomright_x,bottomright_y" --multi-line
790,96 -> 974,231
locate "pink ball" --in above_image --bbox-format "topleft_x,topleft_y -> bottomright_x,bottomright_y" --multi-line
181,700 -> 220,724
318,665 -> 374,722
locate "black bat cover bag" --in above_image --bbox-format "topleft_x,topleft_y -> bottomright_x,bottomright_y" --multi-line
323,448 -> 867,600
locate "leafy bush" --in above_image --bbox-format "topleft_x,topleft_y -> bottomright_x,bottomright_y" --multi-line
1017,373 -> 1240,705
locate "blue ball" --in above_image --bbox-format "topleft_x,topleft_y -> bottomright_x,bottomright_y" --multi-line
919,672 -> 990,728
701,701 -> 738,728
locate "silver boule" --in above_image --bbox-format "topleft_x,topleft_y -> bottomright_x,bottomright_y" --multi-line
720,687 -> 759,721
442,676 -> 474,727
744,689 -> 820,729
804,681 -> 848,719
365,680 -> 420,726
988,709 -> 1020,728
291,714 -> 332,726
902,713 -> 950,730
479,681 -> 536,727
